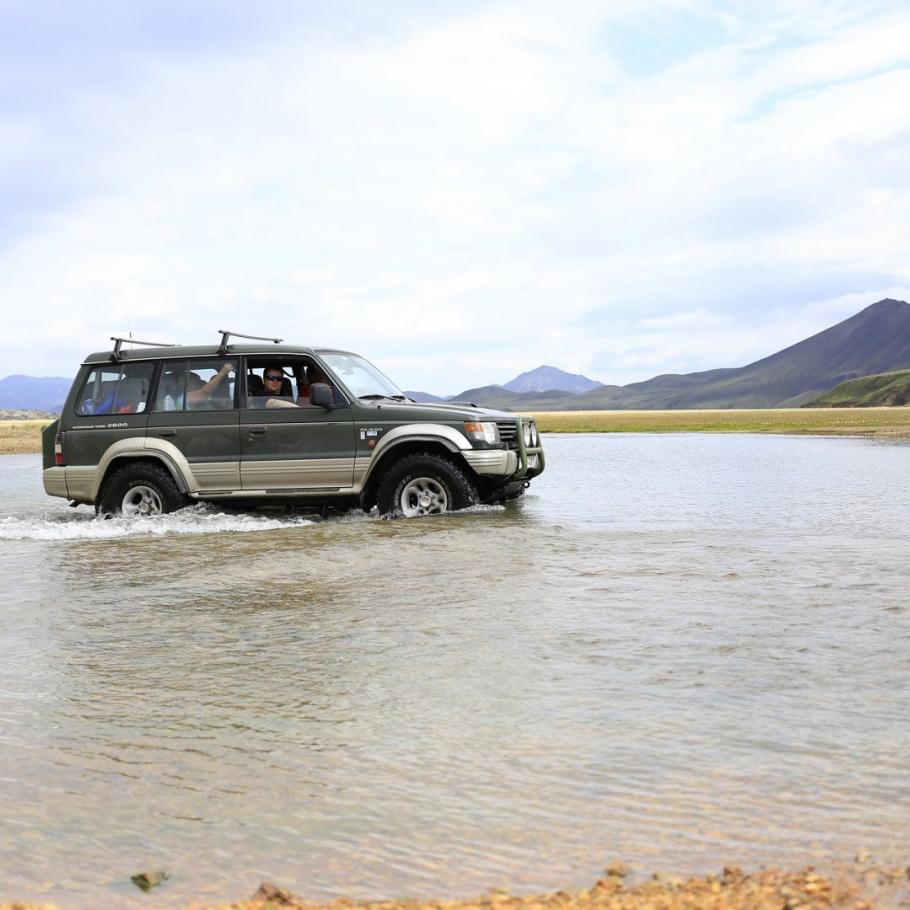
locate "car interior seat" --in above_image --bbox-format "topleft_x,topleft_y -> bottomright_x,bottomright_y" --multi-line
114,378 -> 144,412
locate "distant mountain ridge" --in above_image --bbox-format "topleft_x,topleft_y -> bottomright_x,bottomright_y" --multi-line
502,365 -> 602,394
435,299 -> 910,410
0,374 -> 72,414
9,300 -> 910,412
406,365 -> 601,402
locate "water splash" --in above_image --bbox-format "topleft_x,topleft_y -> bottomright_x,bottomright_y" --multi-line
0,501 -> 501,541
0,504 -> 317,541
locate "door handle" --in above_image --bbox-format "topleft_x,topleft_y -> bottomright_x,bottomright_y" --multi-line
158,429 -> 177,438
248,426 -> 267,436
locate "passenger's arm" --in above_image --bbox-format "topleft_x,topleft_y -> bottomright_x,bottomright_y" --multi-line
187,363 -> 234,405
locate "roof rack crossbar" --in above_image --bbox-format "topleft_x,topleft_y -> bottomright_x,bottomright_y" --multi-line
110,336 -> 176,361
217,329 -> 283,355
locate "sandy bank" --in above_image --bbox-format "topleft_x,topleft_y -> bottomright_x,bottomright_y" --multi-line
4,864 -> 910,910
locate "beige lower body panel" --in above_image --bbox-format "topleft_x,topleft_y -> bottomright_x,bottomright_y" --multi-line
187,462 -> 241,492
241,458 -> 355,490
42,467 -> 69,499
64,466 -> 97,503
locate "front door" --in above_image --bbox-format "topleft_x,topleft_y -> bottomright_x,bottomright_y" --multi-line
239,357 -> 356,491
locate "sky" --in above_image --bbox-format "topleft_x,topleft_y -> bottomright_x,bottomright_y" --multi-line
1,0 -> 909,394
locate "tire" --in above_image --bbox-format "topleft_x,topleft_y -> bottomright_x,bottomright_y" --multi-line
97,462 -> 185,517
376,453 -> 479,517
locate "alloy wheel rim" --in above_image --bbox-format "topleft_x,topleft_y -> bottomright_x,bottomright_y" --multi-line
121,485 -> 163,517
399,477 -> 448,516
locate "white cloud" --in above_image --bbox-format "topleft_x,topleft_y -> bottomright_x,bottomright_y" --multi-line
0,0 -> 909,390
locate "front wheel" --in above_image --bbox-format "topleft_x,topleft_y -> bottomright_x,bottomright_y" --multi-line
97,462 -> 185,517
376,453 -> 478,517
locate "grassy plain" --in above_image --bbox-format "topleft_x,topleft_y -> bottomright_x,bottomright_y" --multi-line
2,409 -> 910,457
530,407 -> 910,436
0,419 -> 52,455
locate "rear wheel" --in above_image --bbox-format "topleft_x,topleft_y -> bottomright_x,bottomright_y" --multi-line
377,453 -> 478,517
97,462 -> 185,517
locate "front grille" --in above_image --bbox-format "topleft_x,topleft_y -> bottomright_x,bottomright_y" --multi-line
497,420 -> 519,449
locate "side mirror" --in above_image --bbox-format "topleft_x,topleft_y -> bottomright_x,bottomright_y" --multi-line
309,382 -> 333,409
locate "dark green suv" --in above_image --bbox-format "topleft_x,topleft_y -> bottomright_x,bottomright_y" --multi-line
41,333 -> 545,518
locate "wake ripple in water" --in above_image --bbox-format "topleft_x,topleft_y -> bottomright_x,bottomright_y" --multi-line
0,504 -> 320,541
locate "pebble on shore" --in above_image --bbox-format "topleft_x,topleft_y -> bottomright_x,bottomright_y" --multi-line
6,863 -> 909,910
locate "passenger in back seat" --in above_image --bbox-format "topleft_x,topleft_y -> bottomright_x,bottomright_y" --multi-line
186,362 -> 234,409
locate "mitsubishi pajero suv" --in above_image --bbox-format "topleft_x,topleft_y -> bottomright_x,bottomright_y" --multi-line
41,332 -> 545,518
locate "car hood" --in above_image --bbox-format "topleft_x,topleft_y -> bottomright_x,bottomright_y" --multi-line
354,399 -> 519,422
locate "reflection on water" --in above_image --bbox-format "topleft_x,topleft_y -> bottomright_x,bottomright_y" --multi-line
1,435 -> 909,909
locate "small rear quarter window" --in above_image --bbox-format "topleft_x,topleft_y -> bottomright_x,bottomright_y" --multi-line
76,362 -> 154,416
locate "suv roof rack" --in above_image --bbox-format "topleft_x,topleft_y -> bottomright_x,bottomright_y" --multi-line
110,336 -> 176,361
217,329 -> 283,355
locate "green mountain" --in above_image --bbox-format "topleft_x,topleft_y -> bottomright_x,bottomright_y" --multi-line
805,369 -> 910,407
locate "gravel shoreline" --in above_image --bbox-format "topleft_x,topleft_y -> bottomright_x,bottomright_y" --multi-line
4,863 -> 910,910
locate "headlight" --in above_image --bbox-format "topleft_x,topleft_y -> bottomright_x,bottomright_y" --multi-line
530,422 -> 539,446
464,421 -> 499,445
522,422 -> 532,447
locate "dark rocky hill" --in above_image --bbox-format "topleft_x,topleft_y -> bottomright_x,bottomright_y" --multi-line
642,298 -> 910,408
556,299 -> 910,410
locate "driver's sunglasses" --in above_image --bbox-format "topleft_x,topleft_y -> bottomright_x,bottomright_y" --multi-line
264,373 -> 283,381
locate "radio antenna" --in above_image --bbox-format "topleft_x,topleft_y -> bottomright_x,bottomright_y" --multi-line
120,291 -> 133,339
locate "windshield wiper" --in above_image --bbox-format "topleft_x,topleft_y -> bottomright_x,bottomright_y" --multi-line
358,393 -> 408,401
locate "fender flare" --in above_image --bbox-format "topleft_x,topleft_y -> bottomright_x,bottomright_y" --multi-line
359,424 -> 471,490
92,438 -> 195,500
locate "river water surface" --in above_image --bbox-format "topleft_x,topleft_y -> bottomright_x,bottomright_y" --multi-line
1,434 -> 909,909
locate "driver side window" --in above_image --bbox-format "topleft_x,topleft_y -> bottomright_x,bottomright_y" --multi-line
244,359 -> 337,409
245,362 -> 296,409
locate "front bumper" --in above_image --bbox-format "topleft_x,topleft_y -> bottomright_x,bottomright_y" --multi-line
463,417 -> 546,480
462,449 -> 519,476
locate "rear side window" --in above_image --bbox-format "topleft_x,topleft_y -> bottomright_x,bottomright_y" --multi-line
155,359 -> 236,412
76,362 -> 155,416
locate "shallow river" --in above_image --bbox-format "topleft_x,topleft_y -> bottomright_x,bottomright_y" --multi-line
1,434 -> 909,909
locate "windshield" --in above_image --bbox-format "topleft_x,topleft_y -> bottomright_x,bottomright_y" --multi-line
320,353 -> 404,399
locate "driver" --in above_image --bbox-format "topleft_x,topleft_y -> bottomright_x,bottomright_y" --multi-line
261,365 -> 298,408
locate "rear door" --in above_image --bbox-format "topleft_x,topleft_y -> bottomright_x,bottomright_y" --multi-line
240,356 -> 356,491
146,358 -> 241,492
